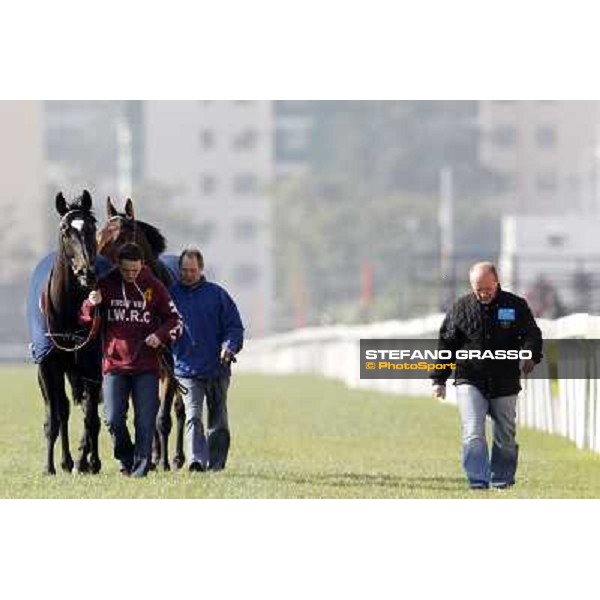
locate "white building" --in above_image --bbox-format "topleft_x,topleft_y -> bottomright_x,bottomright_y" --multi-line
479,100 -> 600,214
0,101 -> 46,283
143,101 -> 275,336
500,214 -> 600,313
45,101 -> 143,204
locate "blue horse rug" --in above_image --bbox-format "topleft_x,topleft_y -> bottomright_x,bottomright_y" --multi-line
26,253 -> 113,364
159,253 -> 179,282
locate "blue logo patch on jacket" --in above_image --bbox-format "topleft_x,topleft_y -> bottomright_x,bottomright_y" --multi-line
498,308 -> 516,321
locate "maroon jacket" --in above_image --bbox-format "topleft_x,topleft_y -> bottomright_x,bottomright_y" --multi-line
79,266 -> 183,375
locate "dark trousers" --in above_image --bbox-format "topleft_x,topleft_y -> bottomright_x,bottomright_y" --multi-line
103,371 -> 159,477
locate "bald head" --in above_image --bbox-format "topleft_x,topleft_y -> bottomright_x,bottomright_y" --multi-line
469,262 -> 499,304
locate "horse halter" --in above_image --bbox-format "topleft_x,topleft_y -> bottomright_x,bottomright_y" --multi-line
45,208 -> 99,352
98,214 -> 138,259
108,214 -> 138,236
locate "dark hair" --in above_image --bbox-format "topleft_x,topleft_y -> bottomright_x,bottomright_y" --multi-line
118,242 -> 144,263
179,248 -> 204,269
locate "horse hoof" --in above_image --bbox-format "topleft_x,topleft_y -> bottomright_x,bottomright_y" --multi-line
45,466 -> 56,476
148,462 -> 157,472
173,455 -> 185,469
162,462 -> 171,472
61,460 -> 74,473
90,460 -> 102,475
74,460 -> 90,474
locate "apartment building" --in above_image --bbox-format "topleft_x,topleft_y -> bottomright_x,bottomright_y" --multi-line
143,101 -> 274,336
479,100 -> 600,214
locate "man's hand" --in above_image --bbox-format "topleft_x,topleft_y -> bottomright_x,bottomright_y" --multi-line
432,384 -> 446,400
521,358 -> 535,377
88,290 -> 102,306
220,348 -> 234,365
145,333 -> 162,349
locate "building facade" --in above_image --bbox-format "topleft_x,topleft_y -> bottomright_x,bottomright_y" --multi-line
45,100 -> 143,204
0,101 -> 46,347
479,100 -> 600,214
143,101 -> 275,336
0,101 -> 46,283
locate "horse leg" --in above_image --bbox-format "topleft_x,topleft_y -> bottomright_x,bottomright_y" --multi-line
38,360 -> 60,475
151,380 -> 163,470
151,429 -> 160,470
155,375 -> 173,471
58,387 -> 74,473
75,427 -> 90,474
173,390 -> 186,469
74,382 -> 99,474
69,371 -> 90,473
86,381 -> 102,474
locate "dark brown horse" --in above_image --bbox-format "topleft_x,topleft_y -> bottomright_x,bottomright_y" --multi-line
97,197 -> 186,470
27,191 -> 103,474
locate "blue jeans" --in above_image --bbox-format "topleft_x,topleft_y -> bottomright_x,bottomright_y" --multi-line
103,371 -> 159,477
179,376 -> 230,470
456,384 -> 518,488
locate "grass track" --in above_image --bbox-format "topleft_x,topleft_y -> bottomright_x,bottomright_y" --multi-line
1,365 -> 600,498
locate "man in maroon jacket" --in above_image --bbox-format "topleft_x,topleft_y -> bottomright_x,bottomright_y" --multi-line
80,242 -> 182,477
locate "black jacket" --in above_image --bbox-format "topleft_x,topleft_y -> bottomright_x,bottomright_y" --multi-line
431,287 -> 543,398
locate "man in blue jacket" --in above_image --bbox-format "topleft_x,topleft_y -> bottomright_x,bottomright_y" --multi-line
170,248 -> 244,472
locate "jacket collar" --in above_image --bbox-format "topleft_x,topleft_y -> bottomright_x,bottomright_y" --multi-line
180,275 -> 206,291
472,284 -> 503,307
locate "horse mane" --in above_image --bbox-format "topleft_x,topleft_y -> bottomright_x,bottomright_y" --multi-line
136,220 -> 166,257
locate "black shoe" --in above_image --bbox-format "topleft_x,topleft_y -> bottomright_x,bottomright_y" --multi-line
189,461 -> 206,472
491,481 -> 514,490
131,470 -> 148,478
469,481 -> 489,490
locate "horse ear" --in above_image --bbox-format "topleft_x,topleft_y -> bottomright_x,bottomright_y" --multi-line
55,192 -> 68,216
124,198 -> 135,220
106,196 -> 118,218
81,190 -> 92,211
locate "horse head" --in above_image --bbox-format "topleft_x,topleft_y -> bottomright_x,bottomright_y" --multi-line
55,190 -> 97,289
98,197 -> 166,264
96,196 -> 137,263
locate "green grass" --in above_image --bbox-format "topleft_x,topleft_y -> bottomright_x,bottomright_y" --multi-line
2,365 -> 600,498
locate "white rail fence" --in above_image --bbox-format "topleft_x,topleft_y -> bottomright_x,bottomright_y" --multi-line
239,313 -> 600,453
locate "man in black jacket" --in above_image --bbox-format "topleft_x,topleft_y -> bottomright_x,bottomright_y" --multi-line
431,262 -> 542,490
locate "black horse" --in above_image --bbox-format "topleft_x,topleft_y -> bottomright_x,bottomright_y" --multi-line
27,191 -> 104,475
97,197 -> 186,470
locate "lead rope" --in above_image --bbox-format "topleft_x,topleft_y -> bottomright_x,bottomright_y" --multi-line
44,274 -> 100,353
159,351 -> 189,396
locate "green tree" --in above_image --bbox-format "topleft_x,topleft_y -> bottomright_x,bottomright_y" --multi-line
273,101 -> 504,330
